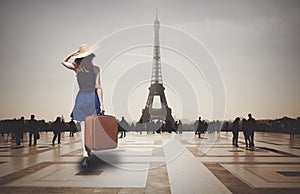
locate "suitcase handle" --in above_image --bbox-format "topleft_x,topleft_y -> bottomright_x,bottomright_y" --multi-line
97,111 -> 105,116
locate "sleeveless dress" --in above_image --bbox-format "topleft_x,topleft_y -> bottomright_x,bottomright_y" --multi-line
71,70 -> 101,121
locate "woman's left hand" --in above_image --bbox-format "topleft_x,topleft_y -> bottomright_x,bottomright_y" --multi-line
100,109 -> 105,115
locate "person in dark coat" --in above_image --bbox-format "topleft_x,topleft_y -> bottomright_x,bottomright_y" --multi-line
69,119 -> 77,137
118,117 -> 129,138
177,120 -> 183,134
52,117 -> 63,145
232,117 -> 240,147
247,113 -> 256,150
241,118 -> 249,148
28,115 -> 39,146
15,117 -> 25,146
195,117 -> 204,138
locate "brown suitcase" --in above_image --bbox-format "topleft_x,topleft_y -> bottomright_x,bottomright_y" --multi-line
85,115 -> 118,150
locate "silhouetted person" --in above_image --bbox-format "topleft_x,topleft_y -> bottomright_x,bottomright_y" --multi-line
232,117 -> 240,147
174,121 -> 178,133
52,117 -> 63,145
28,115 -> 38,146
203,121 -> 208,134
38,120 -> 48,133
145,121 -> 151,134
195,117 -> 204,138
136,122 -> 143,134
15,117 -> 25,146
118,117 -> 129,138
215,120 -> 221,136
69,119 -> 77,137
295,118 -> 300,138
283,118 -> 295,139
149,121 -> 156,134
291,119 -> 299,139
223,121 -> 229,134
247,113 -> 256,150
241,118 -> 249,148
194,117 -> 199,135
165,120 -> 173,133
177,120 -> 183,134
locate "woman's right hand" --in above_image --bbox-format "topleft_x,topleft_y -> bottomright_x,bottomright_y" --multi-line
61,49 -> 80,70
70,49 -> 80,57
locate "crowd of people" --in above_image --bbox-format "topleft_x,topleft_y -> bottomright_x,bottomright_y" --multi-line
231,114 -> 256,150
0,114 -> 299,151
117,118 -> 184,135
192,114 -> 257,150
0,115 -> 77,146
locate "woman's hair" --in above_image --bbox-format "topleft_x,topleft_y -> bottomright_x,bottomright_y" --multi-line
73,54 -> 95,72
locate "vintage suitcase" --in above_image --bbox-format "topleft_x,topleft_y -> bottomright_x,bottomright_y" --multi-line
85,115 -> 118,150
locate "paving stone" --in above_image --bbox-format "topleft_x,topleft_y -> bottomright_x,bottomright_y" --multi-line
0,132 -> 299,193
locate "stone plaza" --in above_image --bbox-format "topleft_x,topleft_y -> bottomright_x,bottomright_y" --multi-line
0,131 -> 300,193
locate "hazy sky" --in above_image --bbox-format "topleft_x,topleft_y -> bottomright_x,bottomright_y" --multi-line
0,0 -> 299,122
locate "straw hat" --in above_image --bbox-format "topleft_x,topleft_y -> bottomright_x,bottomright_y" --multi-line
71,43 -> 99,58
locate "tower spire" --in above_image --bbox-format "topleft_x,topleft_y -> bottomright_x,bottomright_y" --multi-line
151,10 -> 162,84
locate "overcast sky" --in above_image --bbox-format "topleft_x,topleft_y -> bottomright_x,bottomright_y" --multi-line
0,0 -> 299,122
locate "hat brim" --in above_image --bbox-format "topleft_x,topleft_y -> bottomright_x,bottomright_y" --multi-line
71,44 -> 99,59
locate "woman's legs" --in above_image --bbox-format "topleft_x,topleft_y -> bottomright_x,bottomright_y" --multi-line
80,122 -> 89,158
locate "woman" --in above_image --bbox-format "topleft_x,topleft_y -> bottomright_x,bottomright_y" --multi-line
232,117 -> 240,147
61,44 -> 104,167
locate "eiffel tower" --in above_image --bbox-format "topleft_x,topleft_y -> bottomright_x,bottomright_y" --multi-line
139,12 -> 175,131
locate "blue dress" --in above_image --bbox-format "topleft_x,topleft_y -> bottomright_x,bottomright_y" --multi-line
71,70 -> 101,121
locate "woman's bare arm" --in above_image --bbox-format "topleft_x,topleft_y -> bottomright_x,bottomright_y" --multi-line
94,66 -> 105,114
61,50 -> 79,71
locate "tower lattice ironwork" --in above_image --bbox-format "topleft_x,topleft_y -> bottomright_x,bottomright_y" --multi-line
139,12 -> 175,131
